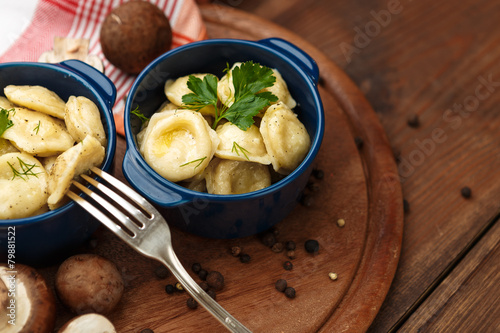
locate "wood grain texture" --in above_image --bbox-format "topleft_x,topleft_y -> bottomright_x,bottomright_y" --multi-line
231,0 -> 500,331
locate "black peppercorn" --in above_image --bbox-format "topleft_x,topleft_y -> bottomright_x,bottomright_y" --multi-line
283,261 -> 293,270
275,279 -> 287,292
312,168 -> 324,180
207,289 -> 216,300
271,242 -> 284,253
198,269 -> 208,281
461,186 -> 472,199
287,250 -> 296,259
141,329 -> 154,333
284,287 -> 296,299
187,297 -> 198,309
261,232 -> 276,247
305,239 -> 320,253
407,114 -> 420,128
165,284 -> 175,294
206,271 -> 224,291
285,241 -> 296,251
307,182 -> 320,192
199,281 -> 209,292
239,254 -> 251,263
154,265 -> 169,279
231,246 -> 242,257
191,263 -> 202,274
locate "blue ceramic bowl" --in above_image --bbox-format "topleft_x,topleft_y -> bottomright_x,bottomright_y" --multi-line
123,38 -> 324,239
0,60 -> 116,264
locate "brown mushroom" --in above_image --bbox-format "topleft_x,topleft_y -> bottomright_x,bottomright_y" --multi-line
55,254 -> 124,314
100,0 -> 172,74
58,313 -> 116,333
0,263 -> 56,333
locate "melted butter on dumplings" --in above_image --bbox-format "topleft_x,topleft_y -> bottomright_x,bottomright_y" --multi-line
0,152 -> 48,219
140,110 -> 219,183
260,102 -> 311,175
215,122 -> 271,165
205,158 -> 271,195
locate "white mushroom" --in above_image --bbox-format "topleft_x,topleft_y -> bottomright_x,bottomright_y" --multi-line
0,264 -> 56,333
58,313 -> 117,333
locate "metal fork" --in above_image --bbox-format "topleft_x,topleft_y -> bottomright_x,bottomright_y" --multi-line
66,167 -> 252,333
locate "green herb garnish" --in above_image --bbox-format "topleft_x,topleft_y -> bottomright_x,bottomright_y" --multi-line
232,141 -> 250,160
180,156 -> 207,169
7,157 -> 42,181
0,107 -> 14,137
131,106 -> 149,125
182,61 -> 278,131
33,121 -> 41,134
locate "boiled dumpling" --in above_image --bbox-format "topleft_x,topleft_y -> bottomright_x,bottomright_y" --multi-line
205,158 -> 271,195
47,135 -> 105,209
65,96 -> 107,147
260,102 -> 310,175
0,96 -> 15,109
2,107 -> 75,157
0,152 -> 48,219
140,109 -> 219,183
4,85 -> 66,119
215,122 -> 271,165
0,138 -> 19,156
164,74 -> 216,116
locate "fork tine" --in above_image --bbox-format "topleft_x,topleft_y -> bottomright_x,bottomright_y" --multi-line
67,190 -> 134,243
71,180 -> 143,235
80,173 -> 148,226
90,167 -> 157,214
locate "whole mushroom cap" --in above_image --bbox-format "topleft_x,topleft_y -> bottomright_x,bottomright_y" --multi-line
0,264 -> 56,333
100,0 -> 172,74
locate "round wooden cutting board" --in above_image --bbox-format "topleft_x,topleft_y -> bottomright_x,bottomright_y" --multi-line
42,4 -> 404,333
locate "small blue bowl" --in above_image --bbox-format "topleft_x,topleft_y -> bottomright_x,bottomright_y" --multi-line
0,60 -> 116,264
123,38 -> 324,239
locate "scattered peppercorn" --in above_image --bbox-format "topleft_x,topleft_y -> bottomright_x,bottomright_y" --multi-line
271,242 -> 284,253
354,136 -> 364,149
191,263 -> 202,274
261,232 -> 276,247
407,114 -> 420,128
305,239 -> 320,253
285,241 -> 296,251
337,219 -> 346,228
287,250 -> 296,260
461,186 -> 472,199
284,287 -> 296,299
231,246 -> 242,257
187,297 -> 198,309
312,168 -> 324,180
283,261 -> 293,271
206,271 -> 224,291
198,269 -> 208,280
154,265 -> 169,279
207,289 -> 216,300
141,329 -> 154,333
403,199 -> 410,214
175,282 -> 184,291
300,194 -> 313,207
307,181 -> 320,192
165,284 -> 175,294
240,254 -> 251,263
199,281 -> 209,292
329,272 -> 338,281
275,279 -> 287,292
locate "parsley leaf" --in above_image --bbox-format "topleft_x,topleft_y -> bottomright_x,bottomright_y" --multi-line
131,106 -> 149,125
181,61 -> 278,131
0,107 -> 14,137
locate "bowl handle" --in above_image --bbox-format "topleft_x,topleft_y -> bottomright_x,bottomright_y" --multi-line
258,38 -> 320,84
122,149 -> 189,207
57,60 -> 117,109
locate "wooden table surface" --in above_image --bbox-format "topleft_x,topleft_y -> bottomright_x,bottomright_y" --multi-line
224,0 -> 500,332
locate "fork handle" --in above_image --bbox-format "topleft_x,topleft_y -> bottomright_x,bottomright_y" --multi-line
159,248 -> 252,333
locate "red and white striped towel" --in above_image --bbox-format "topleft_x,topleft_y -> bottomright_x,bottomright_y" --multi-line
0,0 -> 207,135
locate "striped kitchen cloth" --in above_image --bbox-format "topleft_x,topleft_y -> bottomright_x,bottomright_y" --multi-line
0,0 -> 208,135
